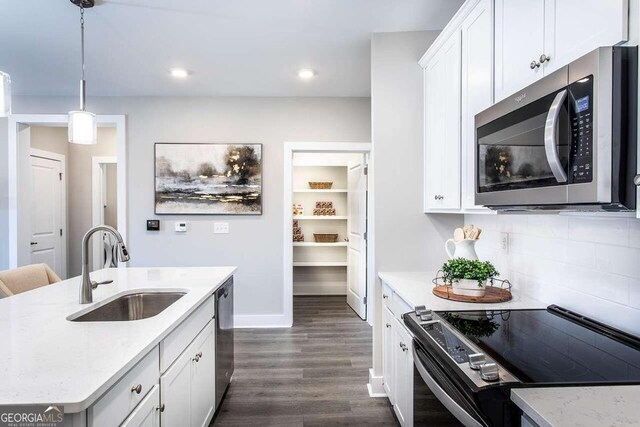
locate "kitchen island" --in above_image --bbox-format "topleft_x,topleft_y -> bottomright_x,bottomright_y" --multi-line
0,266 -> 236,426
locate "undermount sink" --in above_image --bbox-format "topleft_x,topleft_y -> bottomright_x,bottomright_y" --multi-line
69,291 -> 187,322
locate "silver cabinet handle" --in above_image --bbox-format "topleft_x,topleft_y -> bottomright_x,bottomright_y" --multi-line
30,242 -> 38,246
131,384 -> 142,394
193,351 -> 203,362
530,60 -> 540,69
382,294 -> 388,299
634,174 -> 640,186
544,89 -> 568,183
156,403 -> 165,412
385,323 -> 391,328
399,342 -> 408,352
540,53 -> 551,63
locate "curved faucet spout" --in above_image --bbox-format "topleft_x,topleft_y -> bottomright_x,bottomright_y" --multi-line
80,225 -> 130,304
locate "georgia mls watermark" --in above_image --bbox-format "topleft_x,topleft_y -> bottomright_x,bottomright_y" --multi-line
0,406 -> 64,427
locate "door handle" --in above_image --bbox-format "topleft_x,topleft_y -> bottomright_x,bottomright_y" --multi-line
30,242 -> 37,246
540,53 -> 551,64
544,89 -> 568,183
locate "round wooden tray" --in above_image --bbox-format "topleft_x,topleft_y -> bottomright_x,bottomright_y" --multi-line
432,285 -> 512,303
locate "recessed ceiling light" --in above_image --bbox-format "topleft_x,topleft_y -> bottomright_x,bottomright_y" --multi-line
169,68 -> 190,79
298,69 -> 316,79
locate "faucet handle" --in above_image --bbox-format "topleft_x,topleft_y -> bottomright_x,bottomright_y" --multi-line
91,280 -> 114,289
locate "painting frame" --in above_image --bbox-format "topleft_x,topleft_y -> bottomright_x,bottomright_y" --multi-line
154,142 -> 263,215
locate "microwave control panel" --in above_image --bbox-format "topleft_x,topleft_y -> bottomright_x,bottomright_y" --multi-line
568,76 -> 594,184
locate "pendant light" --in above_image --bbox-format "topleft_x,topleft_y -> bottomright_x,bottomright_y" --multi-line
68,0 -> 97,145
0,71 -> 10,117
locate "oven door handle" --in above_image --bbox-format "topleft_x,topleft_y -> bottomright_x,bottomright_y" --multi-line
544,88 -> 568,183
412,346 -> 484,427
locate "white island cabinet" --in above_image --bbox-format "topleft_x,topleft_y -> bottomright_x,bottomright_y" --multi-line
0,267 -> 236,427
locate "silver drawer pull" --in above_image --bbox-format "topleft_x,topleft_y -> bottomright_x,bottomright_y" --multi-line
530,60 -> 540,69
156,403 -> 165,412
382,294 -> 388,299
399,342 -> 408,352
131,384 -> 142,394
385,323 -> 391,328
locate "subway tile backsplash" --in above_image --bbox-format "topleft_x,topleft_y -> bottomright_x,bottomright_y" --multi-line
465,213 -> 640,336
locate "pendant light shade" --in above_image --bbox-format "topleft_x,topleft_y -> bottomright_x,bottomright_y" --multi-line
68,110 -> 97,144
0,71 -> 11,118
69,3 -> 97,144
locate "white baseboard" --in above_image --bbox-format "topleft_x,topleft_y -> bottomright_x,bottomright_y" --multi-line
234,314 -> 291,328
367,368 -> 387,397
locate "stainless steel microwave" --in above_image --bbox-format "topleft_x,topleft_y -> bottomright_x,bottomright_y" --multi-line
475,46 -> 637,212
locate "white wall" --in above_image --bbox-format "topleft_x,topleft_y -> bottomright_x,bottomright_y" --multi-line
466,213 -> 640,336
0,96 -> 371,324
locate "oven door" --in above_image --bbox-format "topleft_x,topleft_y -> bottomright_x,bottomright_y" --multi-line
413,343 -> 487,427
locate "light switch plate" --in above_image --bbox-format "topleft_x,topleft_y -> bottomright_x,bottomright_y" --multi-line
175,222 -> 188,232
214,222 -> 230,234
500,232 -> 510,254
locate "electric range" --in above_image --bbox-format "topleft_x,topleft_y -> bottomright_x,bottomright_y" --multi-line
404,305 -> 640,427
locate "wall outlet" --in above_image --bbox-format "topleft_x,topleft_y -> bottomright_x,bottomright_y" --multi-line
214,222 -> 230,234
500,232 -> 510,254
175,222 -> 188,232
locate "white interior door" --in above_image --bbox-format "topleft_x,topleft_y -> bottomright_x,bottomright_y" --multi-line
346,158 -> 367,320
29,155 -> 64,277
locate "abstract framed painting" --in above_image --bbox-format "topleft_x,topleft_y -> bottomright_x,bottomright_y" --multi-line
154,143 -> 262,215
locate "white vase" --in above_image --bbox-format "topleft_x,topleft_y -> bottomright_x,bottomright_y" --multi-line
445,239 -> 479,260
451,278 -> 486,297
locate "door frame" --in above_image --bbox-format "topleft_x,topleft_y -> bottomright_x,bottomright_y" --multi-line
7,114 -> 127,269
283,142 -> 374,327
29,148 -> 68,279
91,156 -> 118,270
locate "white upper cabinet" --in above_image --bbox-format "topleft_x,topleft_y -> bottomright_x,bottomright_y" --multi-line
495,0 -> 628,101
461,0 -> 494,211
423,30 -> 462,212
543,0 -> 628,74
494,0 -> 545,101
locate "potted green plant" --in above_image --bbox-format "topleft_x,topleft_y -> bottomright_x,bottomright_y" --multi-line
441,258 -> 499,297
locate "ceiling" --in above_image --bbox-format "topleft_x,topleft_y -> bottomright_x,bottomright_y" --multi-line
0,0 -> 462,97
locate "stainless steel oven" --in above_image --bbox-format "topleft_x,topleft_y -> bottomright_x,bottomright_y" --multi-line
475,46 -> 637,211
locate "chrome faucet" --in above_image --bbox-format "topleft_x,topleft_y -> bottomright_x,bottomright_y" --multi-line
80,225 -> 130,304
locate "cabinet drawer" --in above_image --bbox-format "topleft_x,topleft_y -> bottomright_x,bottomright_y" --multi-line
161,296 -> 214,372
89,348 -> 159,427
382,283 -> 393,311
121,385 -> 160,427
392,293 -> 412,321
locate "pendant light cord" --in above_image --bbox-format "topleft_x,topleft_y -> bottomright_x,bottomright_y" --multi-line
79,6 -> 86,111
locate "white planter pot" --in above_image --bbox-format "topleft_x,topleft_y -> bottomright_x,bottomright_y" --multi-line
451,278 -> 486,297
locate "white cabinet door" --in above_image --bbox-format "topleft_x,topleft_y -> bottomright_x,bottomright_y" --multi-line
424,30 -> 462,211
494,0 -> 545,101
190,322 -> 216,427
383,306 -> 395,404
121,385 -> 160,427
392,318 -> 413,426
543,0 -> 628,74
161,341 -> 192,427
461,0 -> 493,212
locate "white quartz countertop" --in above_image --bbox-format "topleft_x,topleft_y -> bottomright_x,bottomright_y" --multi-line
512,386 -> 640,427
0,266 -> 236,413
378,271 -> 547,311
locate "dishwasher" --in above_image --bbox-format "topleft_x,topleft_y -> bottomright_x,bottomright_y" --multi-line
215,277 -> 234,409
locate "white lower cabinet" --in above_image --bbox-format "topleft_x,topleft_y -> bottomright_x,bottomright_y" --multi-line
382,287 -> 414,427
121,385 -> 160,427
161,320 -> 216,427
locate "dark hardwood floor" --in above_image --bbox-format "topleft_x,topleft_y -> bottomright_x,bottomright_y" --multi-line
212,296 -> 399,426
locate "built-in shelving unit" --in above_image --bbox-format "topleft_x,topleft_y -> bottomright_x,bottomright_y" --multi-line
292,163 -> 349,296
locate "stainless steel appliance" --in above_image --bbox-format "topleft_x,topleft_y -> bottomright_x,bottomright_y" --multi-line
475,46 -> 637,211
405,305 -> 640,426
215,277 -> 234,409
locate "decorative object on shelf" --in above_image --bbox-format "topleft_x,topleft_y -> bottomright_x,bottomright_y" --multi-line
293,219 -> 299,228
432,271 -> 512,303
292,219 -> 304,242
0,71 -> 11,117
313,208 -> 336,216
293,204 -> 304,216
68,0 -> 97,145
315,201 -> 333,209
445,224 -> 482,260
293,234 -> 305,242
155,143 -> 262,215
309,181 -> 333,189
440,258 -> 499,297
313,233 -> 338,243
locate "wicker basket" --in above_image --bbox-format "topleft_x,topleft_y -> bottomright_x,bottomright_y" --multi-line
309,181 -> 333,190
313,233 -> 338,243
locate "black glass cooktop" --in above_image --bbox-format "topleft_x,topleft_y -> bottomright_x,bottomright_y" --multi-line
437,306 -> 640,384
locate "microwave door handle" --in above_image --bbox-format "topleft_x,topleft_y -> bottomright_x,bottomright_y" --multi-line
544,89 -> 568,183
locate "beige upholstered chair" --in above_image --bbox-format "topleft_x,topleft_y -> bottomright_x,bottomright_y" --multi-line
0,264 -> 61,297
